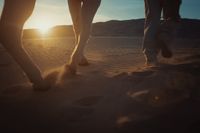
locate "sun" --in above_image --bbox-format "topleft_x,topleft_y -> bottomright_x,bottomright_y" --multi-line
40,28 -> 50,35
38,25 -> 51,35
35,22 -> 53,35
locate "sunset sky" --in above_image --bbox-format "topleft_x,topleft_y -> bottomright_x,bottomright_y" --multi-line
0,0 -> 199,29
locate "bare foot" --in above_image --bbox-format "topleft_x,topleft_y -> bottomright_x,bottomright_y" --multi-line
158,40 -> 173,58
79,56 -> 90,66
54,64 -> 77,85
44,70 -> 60,84
59,64 -> 77,81
33,70 -> 59,91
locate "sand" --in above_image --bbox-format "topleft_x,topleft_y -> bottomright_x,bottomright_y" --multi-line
0,37 -> 200,133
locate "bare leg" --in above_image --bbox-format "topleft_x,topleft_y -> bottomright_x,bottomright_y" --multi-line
68,0 -> 91,66
68,0 -> 101,73
68,0 -> 81,44
0,0 -> 49,90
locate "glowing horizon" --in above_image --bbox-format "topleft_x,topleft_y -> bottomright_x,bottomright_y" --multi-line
0,0 -> 200,29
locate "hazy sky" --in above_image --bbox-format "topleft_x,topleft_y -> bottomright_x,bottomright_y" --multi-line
0,0 -> 199,29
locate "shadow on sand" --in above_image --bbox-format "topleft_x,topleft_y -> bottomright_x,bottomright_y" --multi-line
0,56 -> 200,133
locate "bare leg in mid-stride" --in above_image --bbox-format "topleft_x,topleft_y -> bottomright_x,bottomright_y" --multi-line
0,0 -> 50,91
62,0 -> 101,76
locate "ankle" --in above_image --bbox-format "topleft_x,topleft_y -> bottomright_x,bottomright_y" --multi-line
144,49 -> 159,67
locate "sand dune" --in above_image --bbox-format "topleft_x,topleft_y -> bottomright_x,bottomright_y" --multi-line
0,37 -> 200,133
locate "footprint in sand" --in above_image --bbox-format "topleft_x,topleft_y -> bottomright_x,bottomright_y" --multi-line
73,96 -> 103,107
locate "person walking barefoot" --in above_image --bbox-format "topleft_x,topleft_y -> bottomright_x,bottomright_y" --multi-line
62,0 -> 101,76
0,0 -> 50,91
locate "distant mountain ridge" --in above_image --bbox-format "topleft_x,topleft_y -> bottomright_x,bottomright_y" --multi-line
23,18 -> 200,39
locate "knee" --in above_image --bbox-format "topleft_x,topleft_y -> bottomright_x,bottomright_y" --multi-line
2,0 -> 35,25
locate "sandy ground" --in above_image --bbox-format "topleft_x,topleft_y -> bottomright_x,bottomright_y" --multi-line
0,37 -> 200,133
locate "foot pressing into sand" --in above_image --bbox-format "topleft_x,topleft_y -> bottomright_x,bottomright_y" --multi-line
79,56 -> 89,66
